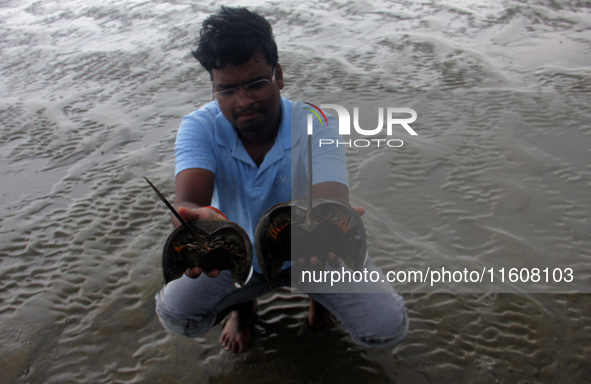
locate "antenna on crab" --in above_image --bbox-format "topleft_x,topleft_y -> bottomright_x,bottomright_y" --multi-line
144,177 -> 201,240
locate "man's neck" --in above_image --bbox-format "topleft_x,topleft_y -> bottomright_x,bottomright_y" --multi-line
237,125 -> 277,147
237,109 -> 282,167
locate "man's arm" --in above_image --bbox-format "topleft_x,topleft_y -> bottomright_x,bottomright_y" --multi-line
312,181 -> 365,215
172,168 -> 226,227
173,168 -> 226,278
312,181 -> 349,202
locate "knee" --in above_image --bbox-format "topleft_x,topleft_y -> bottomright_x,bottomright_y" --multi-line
352,304 -> 409,348
155,291 -> 215,338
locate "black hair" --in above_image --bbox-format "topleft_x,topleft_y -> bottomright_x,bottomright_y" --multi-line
192,7 -> 278,73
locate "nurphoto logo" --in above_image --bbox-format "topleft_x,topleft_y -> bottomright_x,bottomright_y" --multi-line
304,102 -> 418,148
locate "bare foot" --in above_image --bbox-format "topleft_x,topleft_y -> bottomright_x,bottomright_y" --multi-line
219,300 -> 257,353
308,298 -> 336,331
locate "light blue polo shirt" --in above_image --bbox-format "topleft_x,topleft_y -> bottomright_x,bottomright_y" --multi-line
174,97 -> 348,272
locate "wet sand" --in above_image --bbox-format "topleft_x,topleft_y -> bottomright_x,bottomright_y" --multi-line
1,0 -> 590,382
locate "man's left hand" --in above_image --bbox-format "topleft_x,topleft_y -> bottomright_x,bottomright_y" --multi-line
299,206 -> 365,271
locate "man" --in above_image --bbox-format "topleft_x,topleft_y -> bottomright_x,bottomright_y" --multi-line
155,6 -> 408,353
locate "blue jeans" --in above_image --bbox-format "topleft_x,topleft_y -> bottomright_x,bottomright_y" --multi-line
155,259 -> 408,348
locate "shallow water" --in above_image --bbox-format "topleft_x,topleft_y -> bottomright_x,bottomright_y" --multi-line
1,0 -> 590,383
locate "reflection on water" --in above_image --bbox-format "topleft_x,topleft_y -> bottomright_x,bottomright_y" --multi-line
0,0 -> 590,383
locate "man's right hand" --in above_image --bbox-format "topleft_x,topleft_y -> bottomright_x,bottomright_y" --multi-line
175,205 -> 228,279
298,206 -> 366,271
175,205 -> 228,225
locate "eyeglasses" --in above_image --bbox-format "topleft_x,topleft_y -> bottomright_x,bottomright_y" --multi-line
211,68 -> 276,109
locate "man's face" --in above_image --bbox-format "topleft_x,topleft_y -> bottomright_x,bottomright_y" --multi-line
211,55 -> 284,137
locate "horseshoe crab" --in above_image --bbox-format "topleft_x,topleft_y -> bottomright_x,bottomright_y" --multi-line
256,197 -> 366,283
255,136 -> 366,283
145,178 -> 253,287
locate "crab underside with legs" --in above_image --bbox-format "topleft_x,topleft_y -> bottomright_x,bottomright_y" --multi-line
163,219 -> 253,287
255,197 -> 366,283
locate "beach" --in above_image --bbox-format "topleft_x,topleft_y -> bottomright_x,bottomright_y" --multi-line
1,0 -> 590,382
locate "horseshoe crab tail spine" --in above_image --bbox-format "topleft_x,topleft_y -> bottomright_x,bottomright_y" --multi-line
144,177 -> 201,240
306,134 -> 313,225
